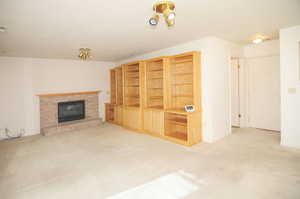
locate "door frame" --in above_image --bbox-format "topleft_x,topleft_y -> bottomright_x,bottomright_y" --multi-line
230,57 -> 248,128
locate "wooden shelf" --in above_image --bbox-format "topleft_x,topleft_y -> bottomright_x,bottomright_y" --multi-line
165,131 -> 187,141
150,96 -> 163,99
172,83 -> 192,86
127,77 -> 139,79
126,96 -> 139,98
173,72 -> 193,76
147,105 -> 164,110
149,77 -> 163,80
172,95 -> 193,97
166,120 -> 187,126
127,104 -> 140,108
171,59 -> 193,64
127,85 -> 139,87
149,87 -> 163,89
165,109 -> 196,115
126,70 -> 139,73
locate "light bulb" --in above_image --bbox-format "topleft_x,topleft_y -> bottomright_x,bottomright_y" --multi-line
253,38 -> 263,44
168,12 -> 176,20
149,14 -> 159,26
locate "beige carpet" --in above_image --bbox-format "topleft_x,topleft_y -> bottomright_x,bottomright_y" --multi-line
0,124 -> 299,199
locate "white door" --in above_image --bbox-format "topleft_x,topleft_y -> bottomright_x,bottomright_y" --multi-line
248,56 -> 280,131
231,58 -> 240,127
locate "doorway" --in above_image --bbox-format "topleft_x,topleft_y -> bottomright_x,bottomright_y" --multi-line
231,54 -> 281,131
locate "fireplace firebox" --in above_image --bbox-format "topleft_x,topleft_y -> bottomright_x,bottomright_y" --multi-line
58,100 -> 85,123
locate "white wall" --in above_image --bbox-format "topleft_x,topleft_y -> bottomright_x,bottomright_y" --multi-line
280,25 -> 300,148
118,36 -> 242,143
0,59 -> 27,138
242,40 -> 280,131
0,57 -> 115,138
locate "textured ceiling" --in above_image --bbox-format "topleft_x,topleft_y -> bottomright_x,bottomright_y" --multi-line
0,0 -> 299,61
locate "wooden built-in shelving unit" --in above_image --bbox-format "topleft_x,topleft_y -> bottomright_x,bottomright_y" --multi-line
105,51 -> 202,146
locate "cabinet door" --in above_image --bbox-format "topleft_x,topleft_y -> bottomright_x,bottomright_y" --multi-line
152,110 -> 164,136
143,110 -> 153,132
123,108 -> 140,130
116,106 -> 123,125
123,108 -> 130,127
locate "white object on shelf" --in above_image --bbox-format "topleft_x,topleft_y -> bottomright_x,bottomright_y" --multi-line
185,105 -> 195,112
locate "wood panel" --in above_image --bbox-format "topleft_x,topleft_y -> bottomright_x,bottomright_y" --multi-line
123,107 -> 141,130
187,112 -> 202,144
143,109 -> 164,136
143,110 -> 153,132
152,110 -> 164,136
115,105 -> 123,125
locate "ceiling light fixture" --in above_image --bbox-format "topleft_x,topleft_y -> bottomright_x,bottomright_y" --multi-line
149,1 -> 176,27
253,38 -> 263,44
78,48 -> 92,60
252,35 -> 269,44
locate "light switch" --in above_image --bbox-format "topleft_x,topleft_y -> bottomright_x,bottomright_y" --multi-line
288,88 -> 297,94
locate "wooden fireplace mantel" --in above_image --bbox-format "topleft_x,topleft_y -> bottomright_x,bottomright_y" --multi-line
37,90 -> 102,98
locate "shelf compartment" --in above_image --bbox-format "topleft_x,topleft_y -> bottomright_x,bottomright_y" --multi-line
127,85 -> 139,87
149,87 -> 163,89
149,69 -> 163,72
116,67 -> 123,105
126,70 -> 139,73
165,113 -> 188,141
145,58 -> 164,109
172,83 -> 193,86
110,70 -> 117,104
166,53 -> 197,111
172,95 -> 193,97
148,105 -> 164,110
127,104 -> 140,108
126,96 -> 139,98
165,132 -> 188,141
173,72 -> 193,76
124,62 -> 141,107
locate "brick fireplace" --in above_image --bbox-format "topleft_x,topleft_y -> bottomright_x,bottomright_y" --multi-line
38,91 -> 102,135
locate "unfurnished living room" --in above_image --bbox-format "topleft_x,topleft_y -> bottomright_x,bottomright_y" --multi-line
0,0 -> 300,198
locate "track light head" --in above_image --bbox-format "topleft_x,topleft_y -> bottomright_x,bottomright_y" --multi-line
166,18 -> 175,27
167,11 -> 176,20
149,14 -> 159,26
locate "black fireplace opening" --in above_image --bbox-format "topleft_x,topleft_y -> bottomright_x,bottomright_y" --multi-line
58,100 -> 85,123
